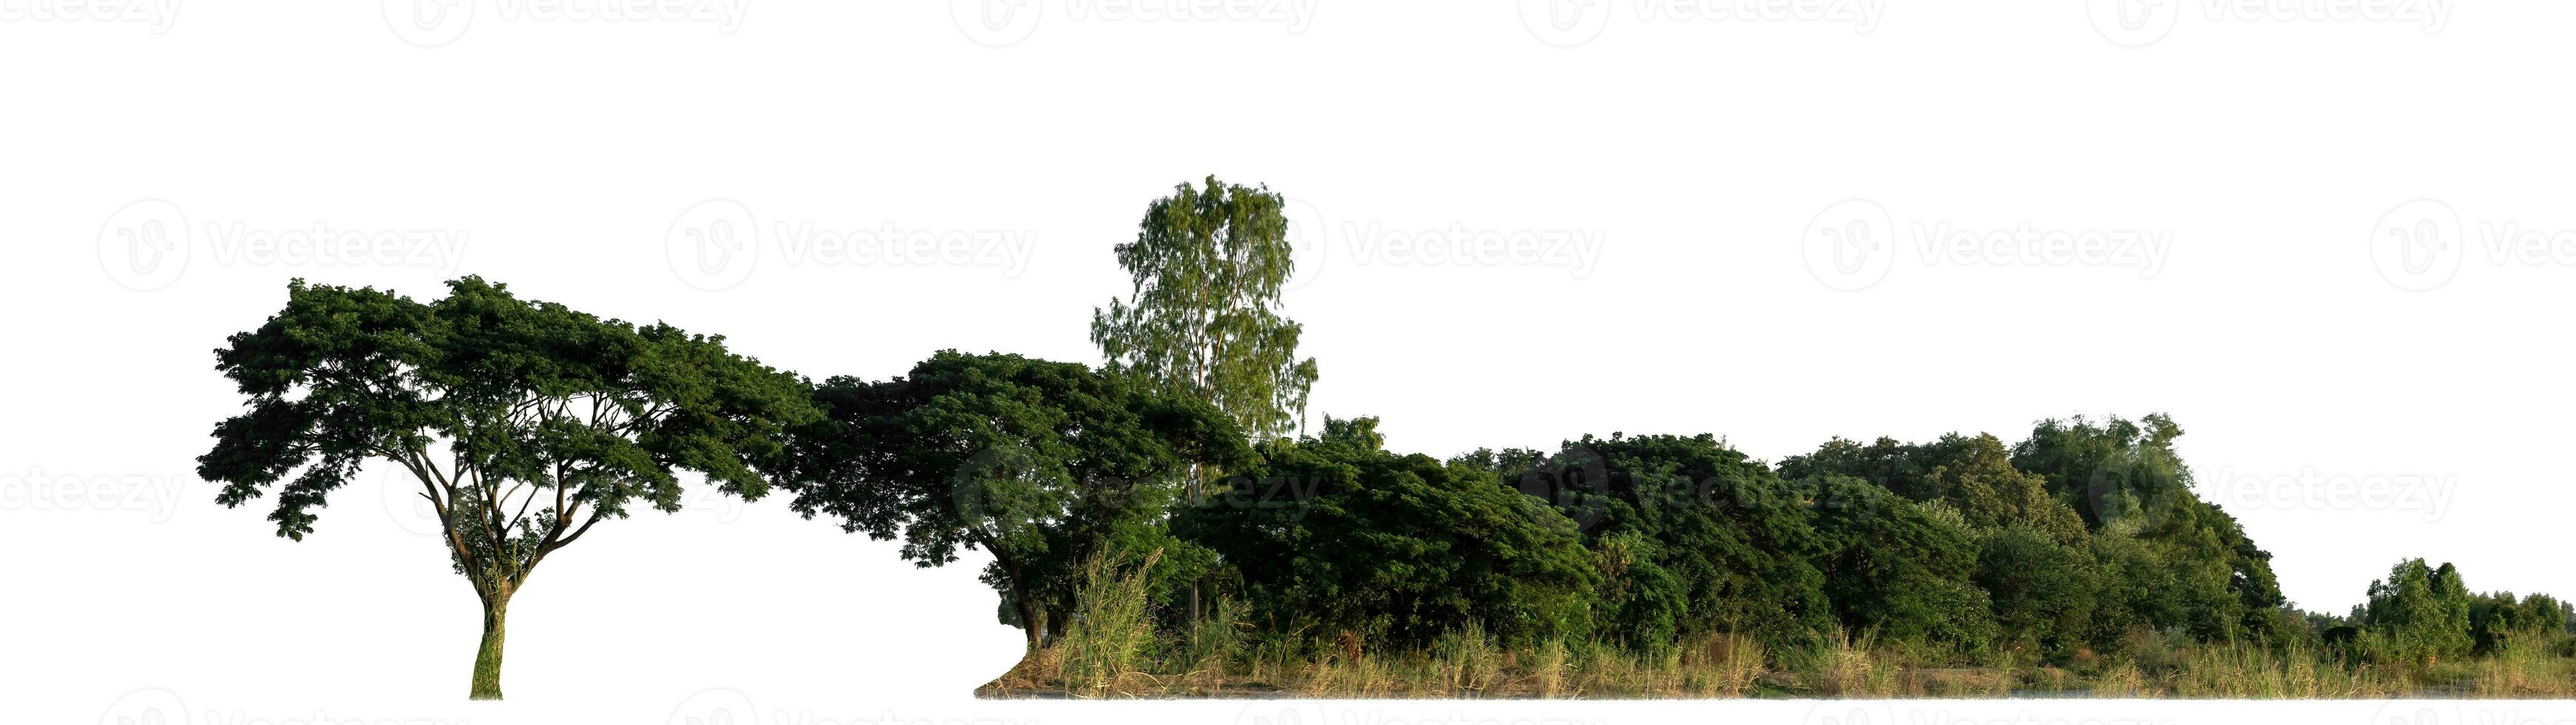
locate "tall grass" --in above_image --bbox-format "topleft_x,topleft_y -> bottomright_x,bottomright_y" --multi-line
1053,548 -> 1161,697
984,570 -> 2576,699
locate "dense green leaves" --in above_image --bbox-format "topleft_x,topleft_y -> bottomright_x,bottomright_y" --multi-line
1501,434 -> 1837,650
1176,425 -> 1598,648
777,351 -> 1247,647
1091,175 -> 1320,439
199,277 -> 816,698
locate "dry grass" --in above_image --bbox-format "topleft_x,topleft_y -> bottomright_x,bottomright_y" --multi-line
979,565 -> 2576,699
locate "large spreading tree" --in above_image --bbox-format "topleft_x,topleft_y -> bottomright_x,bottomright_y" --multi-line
196,277 -> 816,700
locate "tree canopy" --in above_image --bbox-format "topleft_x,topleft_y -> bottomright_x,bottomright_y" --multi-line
1091,175 -> 1319,439
777,351 -> 1247,647
198,276 -> 816,699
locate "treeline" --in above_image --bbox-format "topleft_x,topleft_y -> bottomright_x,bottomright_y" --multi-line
774,351 -> 2573,690
198,177 -> 2574,699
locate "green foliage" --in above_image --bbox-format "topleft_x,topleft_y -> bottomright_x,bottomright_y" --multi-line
1781,433 -> 2085,544
1175,428 -> 1599,649
1090,175 -> 1320,439
1973,525 -> 2100,657
2471,591 -> 2569,655
2359,559 -> 2475,665
198,277 -> 817,698
2009,414 -> 2284,642
1803,475 -> 1997,656
777,351 -> 1248,646
1506,434 -> 1837,651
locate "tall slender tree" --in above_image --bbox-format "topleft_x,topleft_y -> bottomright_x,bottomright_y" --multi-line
197,277 -> 816,699
1090,176 -> 1321,619
1091,175 -> 1320,441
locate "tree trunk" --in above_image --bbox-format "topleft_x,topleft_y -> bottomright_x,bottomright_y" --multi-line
1016,591 -> 1042,651
469,593 -> 511,700
1186,462 -> 1204,623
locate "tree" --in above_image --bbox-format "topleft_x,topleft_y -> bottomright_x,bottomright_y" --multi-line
2010,414 -> 2285,641
2361,559 -> 2474,667
1973,525 -> 2100,658
1091,175 -> 1321,621
1091,175 -> 1320,441
1175,425 -> 1598,649
1802,474 -> 1997,655
2470,591 -> 2568,654
1506,434 -> 1837,650
197,277 -> 816,699
777,351 -> 1247,649
1780,433 -> 2086,544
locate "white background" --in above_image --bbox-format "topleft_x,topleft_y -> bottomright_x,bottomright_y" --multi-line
4,1 -> 2573,724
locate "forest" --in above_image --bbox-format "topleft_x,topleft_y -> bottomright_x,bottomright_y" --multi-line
198,177 -> 2576,699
